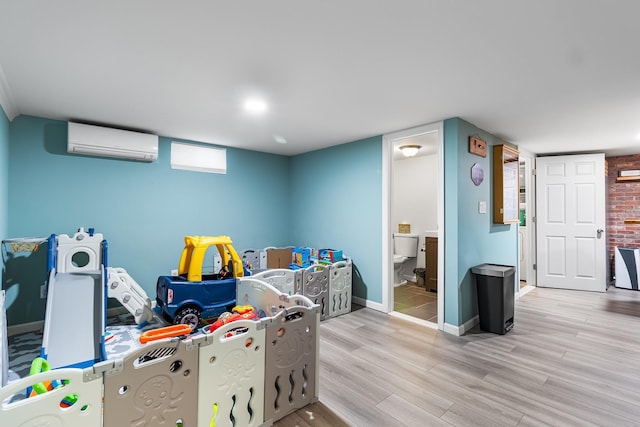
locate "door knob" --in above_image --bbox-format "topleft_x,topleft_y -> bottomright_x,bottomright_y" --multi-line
597,228 -> 604,238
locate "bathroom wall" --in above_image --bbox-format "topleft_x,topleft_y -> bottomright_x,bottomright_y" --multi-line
392,153 -> 438,270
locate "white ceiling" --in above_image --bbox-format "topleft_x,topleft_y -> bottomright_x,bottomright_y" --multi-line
1,1 -> 639,157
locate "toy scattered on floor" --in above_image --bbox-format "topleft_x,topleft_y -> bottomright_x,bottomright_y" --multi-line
155,235 -> 245,329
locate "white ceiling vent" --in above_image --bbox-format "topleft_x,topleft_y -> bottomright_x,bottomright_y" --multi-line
68,122 -> 158,162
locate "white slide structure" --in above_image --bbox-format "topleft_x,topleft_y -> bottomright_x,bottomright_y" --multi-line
41,269 -> 105,369
41,229 -> 106,369
107,267 -> 154,324
42,228 -> 155,368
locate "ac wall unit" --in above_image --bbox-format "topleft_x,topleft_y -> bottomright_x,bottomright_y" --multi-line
67,122 -> 158,162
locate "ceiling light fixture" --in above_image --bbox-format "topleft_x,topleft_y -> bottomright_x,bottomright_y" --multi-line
273,135 -> 287,144
399,144 -> 421,157
244,98 -> 267,114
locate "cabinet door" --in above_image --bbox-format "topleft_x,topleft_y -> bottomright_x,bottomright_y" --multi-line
493,144 -> 520,224
425,237 -> 438,292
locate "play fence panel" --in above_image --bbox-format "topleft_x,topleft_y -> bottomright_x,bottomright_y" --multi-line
251,268 -> 302,296
0,367 -> 103,427
102,337 -> 199,427
192,319 -> 267,427
240,248 -> 267,274
263,305 -> 320,423
302,264 -> 329,320
329,259 -> 352,317
1,276 -> 321,426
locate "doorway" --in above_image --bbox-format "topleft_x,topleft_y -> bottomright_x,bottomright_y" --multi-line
518,151 -> 536,297
535,153 -> 607,291
382,122 -> 444,330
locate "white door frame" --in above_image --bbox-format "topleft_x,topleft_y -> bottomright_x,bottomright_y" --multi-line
518,150 -> 537,295
382,121 -> 444,331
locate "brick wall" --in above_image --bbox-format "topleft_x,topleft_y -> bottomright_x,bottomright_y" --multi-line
607,154 -> 640,276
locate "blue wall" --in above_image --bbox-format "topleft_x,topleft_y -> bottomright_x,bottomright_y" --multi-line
0,107 -> 8,242
443,117 -> 519,327
4,114 -> 519,332
6,116 -> 291,324
289,136 -> 383,303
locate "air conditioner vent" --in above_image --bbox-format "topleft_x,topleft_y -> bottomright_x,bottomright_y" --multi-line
68,122 -> 158,162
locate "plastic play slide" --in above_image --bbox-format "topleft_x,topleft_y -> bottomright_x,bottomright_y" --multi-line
41,269 -> 105,369
39,228 -> 155,368
41,229 -> 107,369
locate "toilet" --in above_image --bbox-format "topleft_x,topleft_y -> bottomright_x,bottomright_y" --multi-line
393,233 -> 419,285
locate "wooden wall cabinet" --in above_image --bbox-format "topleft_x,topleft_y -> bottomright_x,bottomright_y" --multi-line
493,144 -> 520,224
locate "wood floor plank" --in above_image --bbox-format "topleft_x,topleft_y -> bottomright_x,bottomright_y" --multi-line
376,393 -> 454,426
274,286 -> 640,426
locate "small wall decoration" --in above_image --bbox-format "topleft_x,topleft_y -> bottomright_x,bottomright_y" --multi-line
471,163 -> 484,186
469,135 -> 487,157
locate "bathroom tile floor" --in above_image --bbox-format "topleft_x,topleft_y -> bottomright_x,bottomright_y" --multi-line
393,281 -> 438,323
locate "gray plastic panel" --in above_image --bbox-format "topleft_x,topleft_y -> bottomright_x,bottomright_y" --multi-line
103,338 -> 198,427
252,269 -> 302,296
240,248 -> 264,273
236,278 -> 316,319
329,260 -> 352,317
264,306 -> 319,423
302,265 -> 329,320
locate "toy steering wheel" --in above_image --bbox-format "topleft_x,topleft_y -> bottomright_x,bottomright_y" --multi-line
219,264 -> 230,279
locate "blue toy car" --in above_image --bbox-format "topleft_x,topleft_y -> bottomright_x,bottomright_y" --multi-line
155,235 -> 245,329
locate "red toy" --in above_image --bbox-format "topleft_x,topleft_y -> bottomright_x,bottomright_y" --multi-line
206,305 -> 260,334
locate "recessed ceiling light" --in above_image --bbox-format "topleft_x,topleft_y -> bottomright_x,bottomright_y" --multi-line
244,98 -> 267,114
273,135 -> 287,144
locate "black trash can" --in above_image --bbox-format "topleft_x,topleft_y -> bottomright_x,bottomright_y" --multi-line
413,268 -> 426,287
471,264 -> 515,334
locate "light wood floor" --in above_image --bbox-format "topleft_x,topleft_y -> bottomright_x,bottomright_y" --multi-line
275,286 -> 640,426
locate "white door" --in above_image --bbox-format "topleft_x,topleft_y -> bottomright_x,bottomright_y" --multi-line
536,154 -> 606,292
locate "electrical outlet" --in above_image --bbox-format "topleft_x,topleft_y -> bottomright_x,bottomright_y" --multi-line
171,269 -> 178,276
40,284 -> 47,299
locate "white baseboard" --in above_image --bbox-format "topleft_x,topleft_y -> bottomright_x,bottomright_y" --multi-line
444,315 -> 479,336
352,296 -> 385,312
389,311 -> 438,329
517,285 -> 535,298
7,320 -> 43,336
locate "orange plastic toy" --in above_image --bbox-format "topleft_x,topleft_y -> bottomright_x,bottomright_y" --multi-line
139,323 -> 193,344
